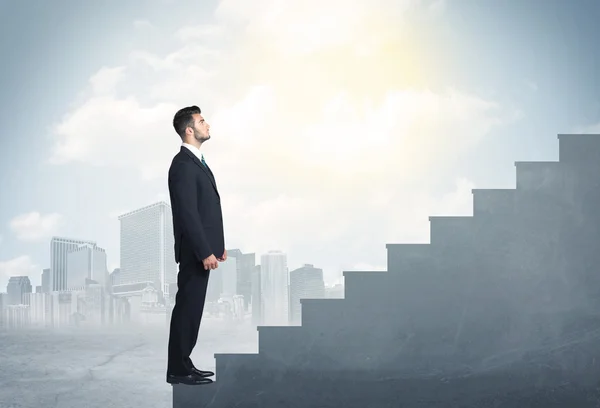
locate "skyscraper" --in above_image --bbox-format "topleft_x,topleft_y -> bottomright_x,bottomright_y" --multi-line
220,257 -> 237,297
289,264 -> 325,324
260,250 -> 289,326
50,237 -> 96,292
251,264 -> 262,325
41,268 -> 50,293
67,243 -> 108,289
228,249 -> 255,309
118,202 -> 177,296
6,276 -> 32,305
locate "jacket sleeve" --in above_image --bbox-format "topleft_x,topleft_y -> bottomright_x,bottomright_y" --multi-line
169,160 -> 213,262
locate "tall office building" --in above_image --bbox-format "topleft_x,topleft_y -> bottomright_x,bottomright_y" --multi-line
206,269 -> 223,302
41,268 -> 50,293
118,202 -> 177,296
289,264 -> 325,324
67,244 -> 108,289
50,237 -> 96,291
220,257 -> 238,297
251,265 -> 262,325
109,268 -> 120,289
228,249 -> 255,310
260,251 -> 289,326
0,293 -> 7,328
23,292 -> 46,326
6,276 -> 32,305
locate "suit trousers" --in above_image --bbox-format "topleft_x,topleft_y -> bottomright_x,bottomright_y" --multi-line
167,260 -> 210,375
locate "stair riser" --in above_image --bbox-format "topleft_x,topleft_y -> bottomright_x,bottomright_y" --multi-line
386,245 -> 430,273
559,134 -> 600,165
429,217 -> 475,247
343,273 -> 388,301
472,190 -> 516,216
516,162 -> 562,191
258,327 -> 308,361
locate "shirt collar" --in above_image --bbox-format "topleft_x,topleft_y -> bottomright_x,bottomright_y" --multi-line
182,143 -> 204,162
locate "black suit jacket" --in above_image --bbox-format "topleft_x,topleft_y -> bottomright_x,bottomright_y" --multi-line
168,146 -> 225,266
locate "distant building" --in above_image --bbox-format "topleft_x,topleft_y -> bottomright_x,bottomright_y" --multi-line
260,251 -> 289,326
67,244 -> 108,289
251,265 -> 262,325
50,237 -> 96,291
227,249 -> 255,310
6,276 -> 32,305
289,264 -> 325,324
41,268 -> 50,293
109,268 -> 120,289
23,292 -> 46,326
118,202 -> 177,297
220,257 -> 237,297
0,293 -> 8,328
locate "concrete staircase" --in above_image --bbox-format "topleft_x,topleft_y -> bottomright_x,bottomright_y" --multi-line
173,134 -> 600,407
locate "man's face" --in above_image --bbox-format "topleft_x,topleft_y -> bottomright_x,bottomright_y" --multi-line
189,113 -> 210,142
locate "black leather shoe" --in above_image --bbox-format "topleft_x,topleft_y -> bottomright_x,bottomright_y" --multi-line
191,367 -> 215,377
167,373 -> 213,385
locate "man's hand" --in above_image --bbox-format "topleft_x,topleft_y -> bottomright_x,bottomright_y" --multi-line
202,254 -> 219,270
217,249 -> 227,262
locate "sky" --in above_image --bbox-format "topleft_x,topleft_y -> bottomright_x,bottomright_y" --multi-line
1,0 -> 600,289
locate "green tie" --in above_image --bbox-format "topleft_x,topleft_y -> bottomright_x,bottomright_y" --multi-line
201,154 -> 207,167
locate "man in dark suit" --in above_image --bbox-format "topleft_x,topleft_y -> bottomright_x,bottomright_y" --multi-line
166,105 -> 227,385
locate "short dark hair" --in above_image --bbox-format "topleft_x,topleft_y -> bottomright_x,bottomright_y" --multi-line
173,105 -> 201,138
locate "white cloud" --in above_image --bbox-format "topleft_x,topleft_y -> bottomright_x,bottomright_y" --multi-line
89,66 -> 126,95
133,19 -> 153,30
47,0 -> 517,283
0,255 -> 39,289
175,24 -> 224,41
574,122 -> 600,134
9,212 -> 62,242
49,96 -> 179,180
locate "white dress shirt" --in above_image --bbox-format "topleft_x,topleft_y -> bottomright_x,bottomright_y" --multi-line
182,143 -> 205,164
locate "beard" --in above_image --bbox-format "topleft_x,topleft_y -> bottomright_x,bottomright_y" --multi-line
194,129 -> 210,142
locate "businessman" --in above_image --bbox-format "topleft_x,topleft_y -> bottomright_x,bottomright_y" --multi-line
166,105 -> 227,385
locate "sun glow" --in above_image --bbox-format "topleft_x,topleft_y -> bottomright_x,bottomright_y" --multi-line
220,12 -> 435,171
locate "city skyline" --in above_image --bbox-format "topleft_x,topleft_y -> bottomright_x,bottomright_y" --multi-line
0,199 -> 344,331
0,200 -> 345,291
0,196 -> 372,289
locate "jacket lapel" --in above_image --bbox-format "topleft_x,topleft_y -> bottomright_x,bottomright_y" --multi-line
180,147 -> 220,197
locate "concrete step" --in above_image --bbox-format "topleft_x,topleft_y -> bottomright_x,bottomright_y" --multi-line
515,161 -> 562,191
428,215 -> 475,246
386,243 -> 431,273
257,326 -> 306,360
300,298 -> 347,328
558,133 -> 600,165
342,271 -> 389,301
472,188 -> 517,216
